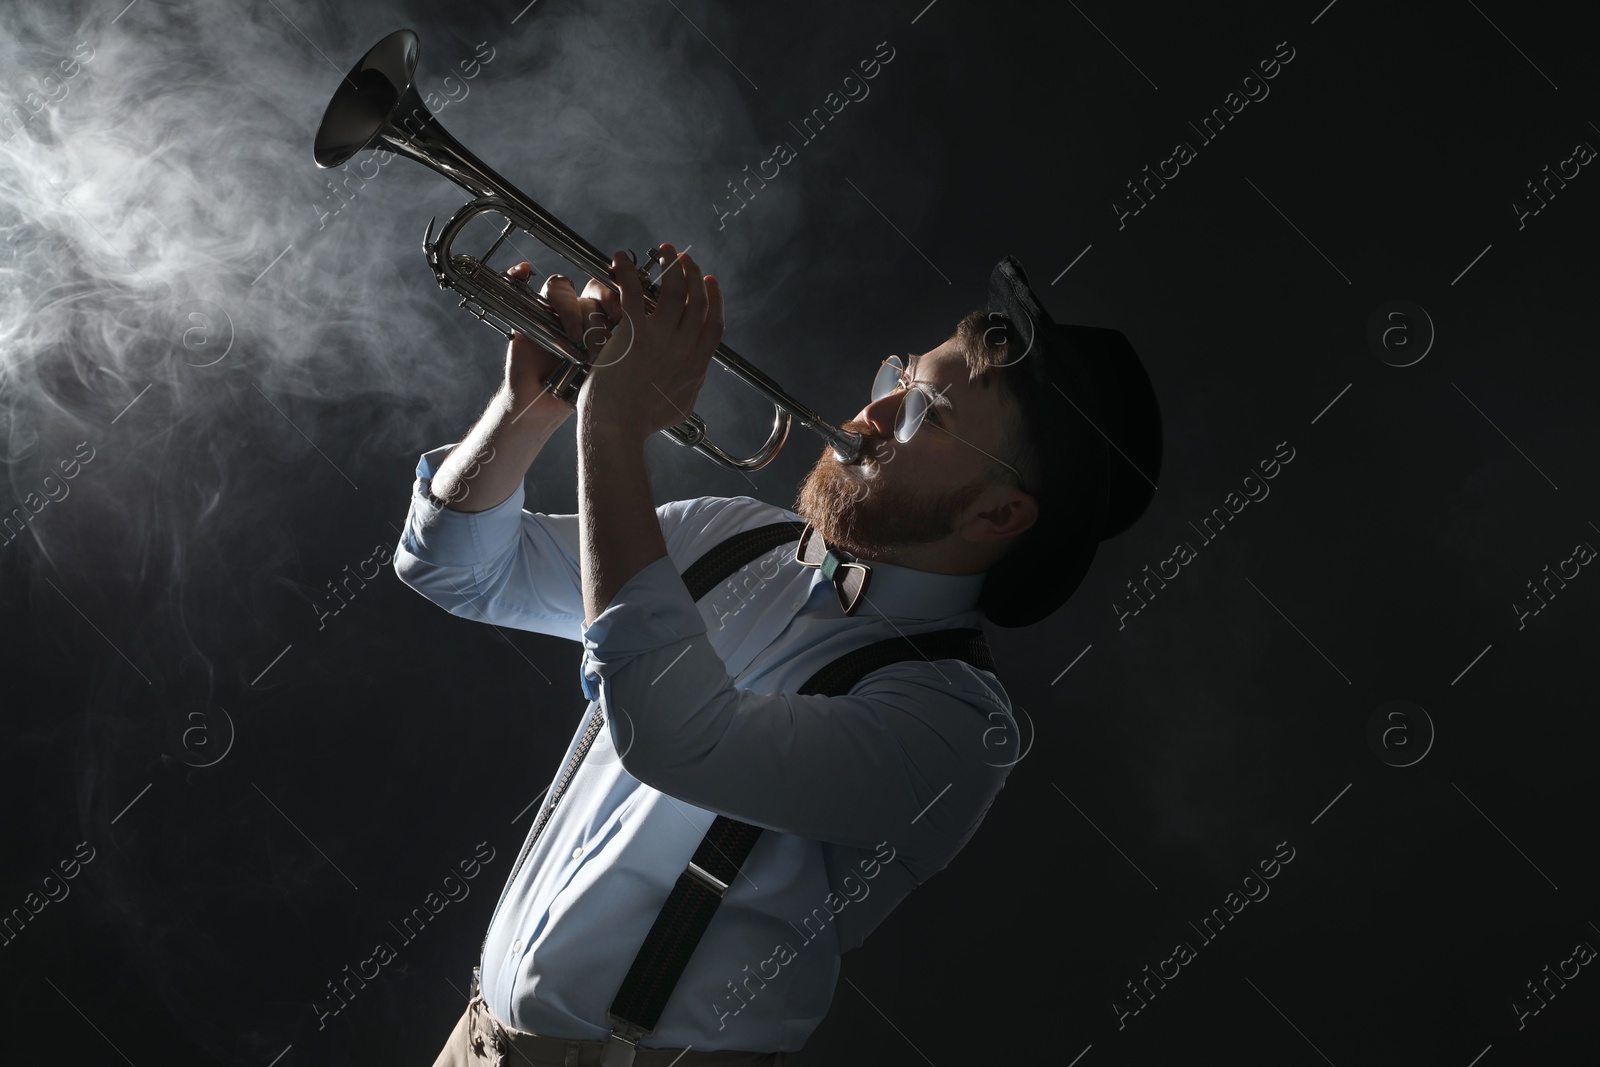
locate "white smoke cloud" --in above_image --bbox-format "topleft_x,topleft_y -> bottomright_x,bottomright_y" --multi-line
0,1 -> 793,1057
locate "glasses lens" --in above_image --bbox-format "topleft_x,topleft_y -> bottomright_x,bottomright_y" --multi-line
871,356 -> 902,403
895,386 -> 926,443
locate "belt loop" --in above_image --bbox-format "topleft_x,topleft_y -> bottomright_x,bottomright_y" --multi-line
564,1039 -> 581,1067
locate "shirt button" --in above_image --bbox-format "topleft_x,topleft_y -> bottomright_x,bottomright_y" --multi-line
511,939 -> 523,954
572,846 -> 584,859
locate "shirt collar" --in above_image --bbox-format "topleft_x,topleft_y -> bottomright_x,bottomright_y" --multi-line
799,551 -> 987,621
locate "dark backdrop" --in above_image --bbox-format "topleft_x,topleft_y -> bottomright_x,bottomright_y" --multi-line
2,1 -> 1596,1064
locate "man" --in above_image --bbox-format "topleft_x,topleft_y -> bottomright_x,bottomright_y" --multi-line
399,245 -> 1161,1065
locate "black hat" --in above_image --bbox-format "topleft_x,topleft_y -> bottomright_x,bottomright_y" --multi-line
977,256 -> 1163,628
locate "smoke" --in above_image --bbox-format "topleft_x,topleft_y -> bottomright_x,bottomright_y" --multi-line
0,0 -> 788,1058
0,0 -> 786,504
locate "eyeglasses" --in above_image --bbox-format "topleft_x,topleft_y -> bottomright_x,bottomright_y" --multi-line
870,355 -> 1025,485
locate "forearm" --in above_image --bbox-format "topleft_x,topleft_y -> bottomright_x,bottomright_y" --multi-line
577,410 -> 667,627
431,382 -> 570,513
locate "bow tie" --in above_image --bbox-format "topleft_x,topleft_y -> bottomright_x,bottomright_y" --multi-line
795,523 -> 873,616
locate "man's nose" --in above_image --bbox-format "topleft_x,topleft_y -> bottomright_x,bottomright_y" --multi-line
853,392 -> 900,439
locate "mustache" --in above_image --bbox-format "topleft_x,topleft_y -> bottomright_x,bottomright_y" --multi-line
837,421 -> 891,462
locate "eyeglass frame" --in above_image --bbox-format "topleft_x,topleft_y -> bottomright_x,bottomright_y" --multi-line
871,355 -> 1028,490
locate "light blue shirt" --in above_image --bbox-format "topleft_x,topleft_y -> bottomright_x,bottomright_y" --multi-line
393,443 -> 1017,1052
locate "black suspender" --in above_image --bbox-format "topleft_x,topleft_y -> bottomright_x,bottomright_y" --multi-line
678,521 -> 808,598
496,520 -> 999,1066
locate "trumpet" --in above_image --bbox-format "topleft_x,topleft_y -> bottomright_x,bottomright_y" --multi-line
313,28 -> 863,472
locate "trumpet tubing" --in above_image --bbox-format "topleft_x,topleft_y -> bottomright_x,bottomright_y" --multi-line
314,28 -> 862,473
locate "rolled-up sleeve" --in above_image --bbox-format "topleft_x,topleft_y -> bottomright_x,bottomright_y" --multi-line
395,446 -> 716,642
580,557 -> 1013,858
393,443 -> 587,639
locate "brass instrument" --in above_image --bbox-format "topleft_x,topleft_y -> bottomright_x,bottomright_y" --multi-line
314,29 -> 863,471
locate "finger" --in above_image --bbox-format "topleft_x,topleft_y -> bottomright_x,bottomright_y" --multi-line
655,248 -> 689,321
580,278 -> 620,328
506,261 -> 532,281
577,296 -> 609,329
697,274 -> 725,356
679,252 -> 706,336
539,274 -> 583,347
644,242 -> 675,316
646,241 -> 675,309
594,279 -> 622,324
610,249 -> 648,323
577,296 -> 610,352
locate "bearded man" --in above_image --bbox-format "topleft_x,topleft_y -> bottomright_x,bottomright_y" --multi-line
398,245 -> 1161,1066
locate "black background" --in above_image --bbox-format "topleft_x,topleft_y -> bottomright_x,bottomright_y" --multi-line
2,0 -> 1597,1064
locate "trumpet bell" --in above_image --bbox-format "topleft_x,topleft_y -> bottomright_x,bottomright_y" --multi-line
314,28 -> 421,169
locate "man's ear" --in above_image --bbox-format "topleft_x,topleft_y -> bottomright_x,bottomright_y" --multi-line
963,487 -> 1038,543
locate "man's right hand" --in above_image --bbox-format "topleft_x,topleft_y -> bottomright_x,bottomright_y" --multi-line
432,262 -> 610,510
503,261 -> 621,414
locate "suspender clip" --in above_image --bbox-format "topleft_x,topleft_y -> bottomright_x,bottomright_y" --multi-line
601,1017 -> 649,1067
685,860 -> 729,897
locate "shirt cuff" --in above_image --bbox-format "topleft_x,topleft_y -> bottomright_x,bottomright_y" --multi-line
579,553 -> 707,702
402,443 -> 528,568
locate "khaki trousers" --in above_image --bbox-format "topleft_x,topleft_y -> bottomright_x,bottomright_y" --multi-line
431,991 -> 788,1067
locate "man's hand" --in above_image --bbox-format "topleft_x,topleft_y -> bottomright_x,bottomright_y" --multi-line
428,260 -> 606,512
502,261 -> 622,417
575,242 -> 724,439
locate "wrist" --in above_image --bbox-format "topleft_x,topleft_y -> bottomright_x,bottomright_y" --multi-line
576,402 -> 648,445
503,377 -> 574,424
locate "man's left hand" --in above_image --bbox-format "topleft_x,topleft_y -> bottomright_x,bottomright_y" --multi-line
576,241 -> 724,439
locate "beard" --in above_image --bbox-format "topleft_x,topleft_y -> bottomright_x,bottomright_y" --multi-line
792,430 -> 986,561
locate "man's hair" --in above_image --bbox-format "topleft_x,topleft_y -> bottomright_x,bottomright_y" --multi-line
950,310 -> 1045,500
